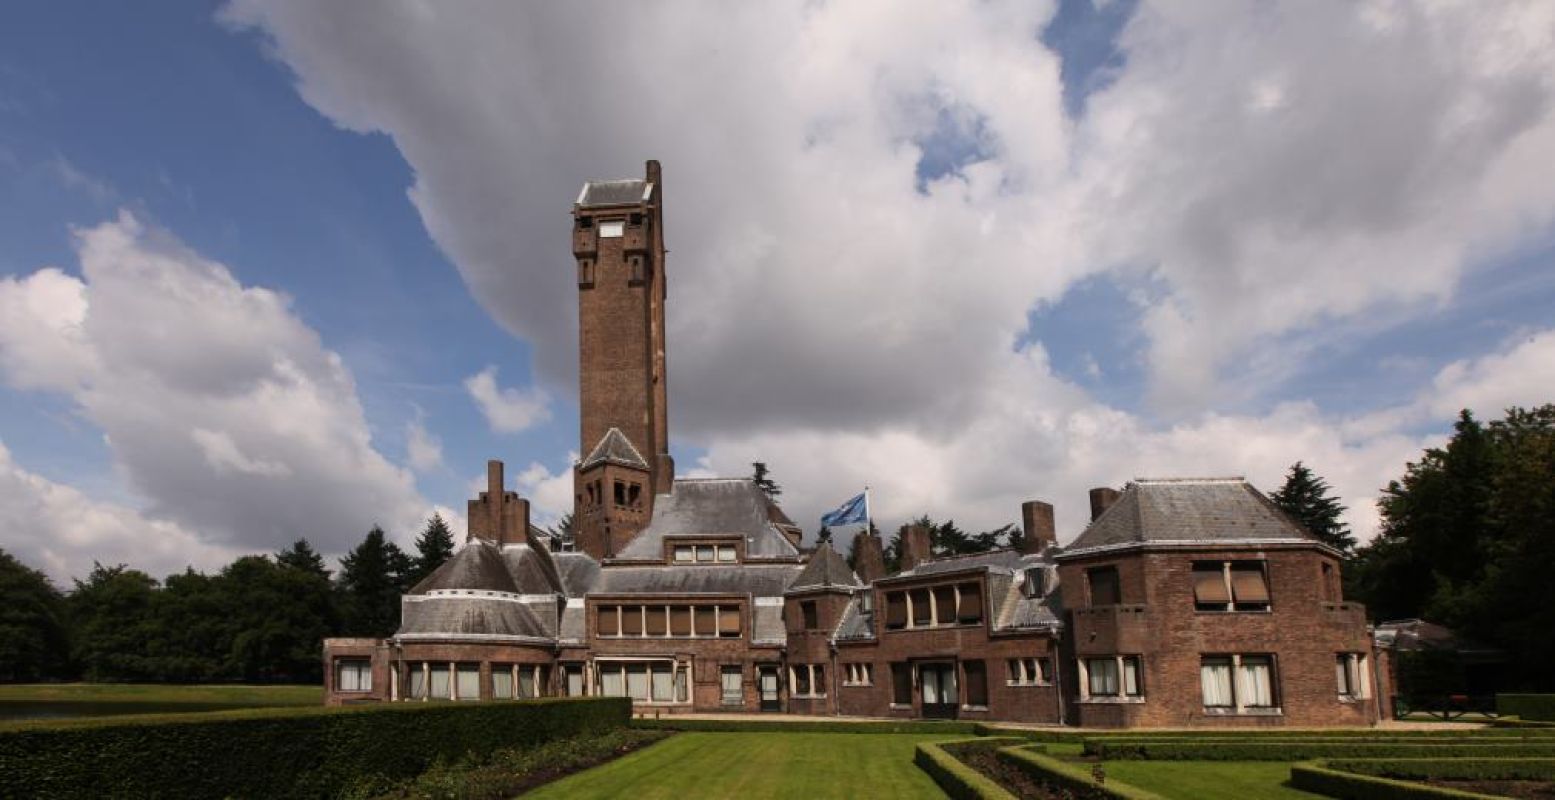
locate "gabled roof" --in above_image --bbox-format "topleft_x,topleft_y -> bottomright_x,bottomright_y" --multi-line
787,542 -> 861,593
580,427 -> 649,471
576,180 -> 654,207
1060,478 -> 1321,556
615,478 -> 802,561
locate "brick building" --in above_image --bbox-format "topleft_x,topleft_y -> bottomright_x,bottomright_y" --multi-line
321,162 -> 1383,727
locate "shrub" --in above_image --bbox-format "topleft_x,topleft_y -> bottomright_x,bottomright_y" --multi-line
996,744 -> 1165,799
1494,718 -> 1555,729
1089,740 -> 1555,761
1323,757 -> 1555,781
1499,694 -> 1555,722
1290,762 -> 1502,799
913,738 -> 1021,800
0,697 -> 629,799
631,717 -> 980,735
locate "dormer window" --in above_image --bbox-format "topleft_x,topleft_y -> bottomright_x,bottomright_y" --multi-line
672,544 -> 737,564
599,220 -> 625,238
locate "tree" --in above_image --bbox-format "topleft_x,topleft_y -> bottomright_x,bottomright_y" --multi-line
276,539 -> 330,579
337,527 -> 411,638
408,514 -> 456,586
751,462 -> 782,499
218,556 -> 333,682
67,564 -> 161,681
549,512 -> 576,551
0,549 -> 72,681
1270,461 -> 1357,554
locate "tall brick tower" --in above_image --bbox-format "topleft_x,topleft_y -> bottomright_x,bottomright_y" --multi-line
571,160 -> 673,559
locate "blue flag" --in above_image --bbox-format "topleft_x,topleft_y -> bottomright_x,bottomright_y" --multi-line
820,492 -> 868,527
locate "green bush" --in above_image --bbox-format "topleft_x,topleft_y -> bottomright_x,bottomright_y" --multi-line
1289,762 -> 1501,799
996,744 -> 1166,799
1326,757 -> 1555,781
631,717 -> 980,735
972,723 -> 1083,743
1499,694 -> 1555,722
913,738 -> 1021,800
0,697 -> 629,799
1494,718 -> 1555,729
1089,740 -> 1555,761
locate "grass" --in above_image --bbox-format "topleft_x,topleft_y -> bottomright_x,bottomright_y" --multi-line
0,683 -> 322,720
522,732 -> 953,799
1095,761 -> 1324,799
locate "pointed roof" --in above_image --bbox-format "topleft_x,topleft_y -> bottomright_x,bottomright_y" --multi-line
787,542 -> 861,592
408,540 -> 519,595
579,427 -> 648,470
1060,478 -> 1321,556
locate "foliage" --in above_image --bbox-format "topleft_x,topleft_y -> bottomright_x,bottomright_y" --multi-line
632,717 -> 980,734
1327,756 -> 1555,780
407,514 -> 456,587
1289,761 -> 1500,799
751,461 -> 782,499
1349,406 -> 1555,690
1088,739 -> 1555,761
886,516 -> 1017,568
337,526 -> 412,638
0,696 -> 629,799
1270,461 -> 1356,553
996,743 -> 1166,799
276,539 -> 331,579
1096,759 -> 1324,800
1499,694 -> 1555,722
913,739 -> 1020,800
0,549 -> 71,682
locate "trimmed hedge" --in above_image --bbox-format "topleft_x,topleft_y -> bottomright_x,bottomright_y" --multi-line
631,717 -> 981,735
1326,757 -> 1555,781
1289,762 -> 1501,799
1494,718 -> 1555,729
973,723 -> 1083,743
1088,740 -> 1555,761
0,696 -> 629,799
1499,694 -> 1555,722
996,744 -> 1166,799
914,738 -> 1023,800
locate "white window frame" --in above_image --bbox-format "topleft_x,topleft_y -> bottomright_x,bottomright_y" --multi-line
1006,657 -> 1051,686
335,659 -> 372,693
1201,653 -> 1282,713
842,663 -> 874,686
1336,653 -> 1371,701
1077,655 -> 1144,701
789,663 -> 827,698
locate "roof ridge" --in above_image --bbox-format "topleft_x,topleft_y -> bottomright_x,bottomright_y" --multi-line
1132,477 -> 1246,484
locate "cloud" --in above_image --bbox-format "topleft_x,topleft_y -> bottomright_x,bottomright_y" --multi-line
221,1 -> 1555,544
0,212 -> 430,578
464,366 -> 550,434
405,413 -> 444,472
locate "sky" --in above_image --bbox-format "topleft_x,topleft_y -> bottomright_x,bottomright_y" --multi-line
2,0 -> 1554,583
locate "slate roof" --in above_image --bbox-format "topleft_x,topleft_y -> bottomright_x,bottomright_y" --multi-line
398,596 -> 551,641
752,604 -> 787,645
1062,478 -> 1319,555
579,427 -> 648,470
592,564 -> 801,596
834,599 -> 875,642
786,542 -> 861,592
500,542 -> 565,595
883,549 -> 1033,581
409,541 -> 520,595
616,478 -> 803,561
553,552 -> 602,598
577,180 -> 652,207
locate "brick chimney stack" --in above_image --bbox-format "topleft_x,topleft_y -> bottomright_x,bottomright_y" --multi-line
1020,501 -> 1056,554
1089,487 -> 1121,522
853,531 -> 886,584
467,459 -> 530,545
901,523 -> 933,572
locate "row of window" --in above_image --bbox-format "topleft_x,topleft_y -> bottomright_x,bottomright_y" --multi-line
595,604 -> 743,638
581,479 -> 644,509
375,662 -> 555,701
883,583 -> 984,630
596,661 -> 688,703
1084,560 -> 1274,612
790,664 -> 827,698
1078,652 -> 1372,709
672,544 -> 737,563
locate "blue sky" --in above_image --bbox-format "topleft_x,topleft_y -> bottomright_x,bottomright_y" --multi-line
3,1 -> 1554,581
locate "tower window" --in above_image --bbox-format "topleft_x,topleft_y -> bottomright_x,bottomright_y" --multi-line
613,481 -> 626,506
629,213 -> 643,226
628,483 -> 642,507
577,217 -> 593,229
599,220 -> 625,238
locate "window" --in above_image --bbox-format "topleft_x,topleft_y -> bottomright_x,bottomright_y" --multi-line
1336,653 -> 1369,699
910,588 -> 933,627
517,666 -> 535,699
492,666 -> 514,699
1194,561 -> 1271,612
963,661 -> 988,707
672,544 -> 738,563
564,664 -> 585,696
409,665 -> 427,699
934,586 -> 957,624
717,545 -> 736,562
628,483 -> 641,507
885,583 -> 984,630
790,664 -> 826,697
456,663 -> 480,700
1087,566 -> 1122,606
1085,656 -> 1143,698
721,666 -> 743,706
1007,657 -> 1051,686
697,545 -> 715,562
1201,654 -> 1279,710
801,601 -> 819,630
599,220 -> 625,238
891,663 -> 913,705
335,659 -> 372,693
886,592 -> 907,630
621,606 -> 643,636
718,606 -> 742,638
670,606 -> 692,636
673,546 -> 693,563
645,606 -> 668,636
597,605 -> 620,637
958,582 -> 983,624
843,663 -> 874,686
429,664 -> 451,699
695,606 -> 716,635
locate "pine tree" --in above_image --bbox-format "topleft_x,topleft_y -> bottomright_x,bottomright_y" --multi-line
275,539 -> 330,579
337,527 -> 411,638
751,462 -> 782,499
0,549 -> 72,681
409,513 -> 456,586
1270,461 -> 1356,554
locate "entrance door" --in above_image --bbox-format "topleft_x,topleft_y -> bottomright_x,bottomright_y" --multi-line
758,666 -> 781,712
920,663 -> 959,719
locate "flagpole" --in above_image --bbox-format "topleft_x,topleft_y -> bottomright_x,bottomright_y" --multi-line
864,485 -> 871,535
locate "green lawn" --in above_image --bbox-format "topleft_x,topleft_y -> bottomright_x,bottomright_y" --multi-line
1097,760 -> 1323,799
0,683 -> 322,720
523,732 -> 953,799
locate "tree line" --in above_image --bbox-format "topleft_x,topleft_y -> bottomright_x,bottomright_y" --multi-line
0,515 -> 457,684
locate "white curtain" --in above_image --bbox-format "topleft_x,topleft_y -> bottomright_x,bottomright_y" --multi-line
600,666 -> 624,697
409,665 -> 427,700
492,668 -> 514,699
627,665 -> 649,700
429,665 -> 451,700
1238,657 -> 1274,707
651,664 -> 674,701
456,665 -> 480,700
1122,658 -> 1141,696
1200,660 -> 1233,707
1088,659 -> 1119,696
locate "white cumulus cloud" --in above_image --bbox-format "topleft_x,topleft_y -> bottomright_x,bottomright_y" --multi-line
464,366 -> 550,434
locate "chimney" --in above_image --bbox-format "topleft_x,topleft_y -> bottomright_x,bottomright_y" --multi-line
1020,501 -> 1056,554
1089,487 -> 1121,522
853,531 -> 886,585
901,524 -> 933,572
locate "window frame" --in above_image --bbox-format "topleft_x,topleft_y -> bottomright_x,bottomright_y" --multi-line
335,659 -> 373,693
1200,653 -> 1282,713
1193,560 -> 1272,613
789,663 -> 827,698
1087,566 -> 1122,607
